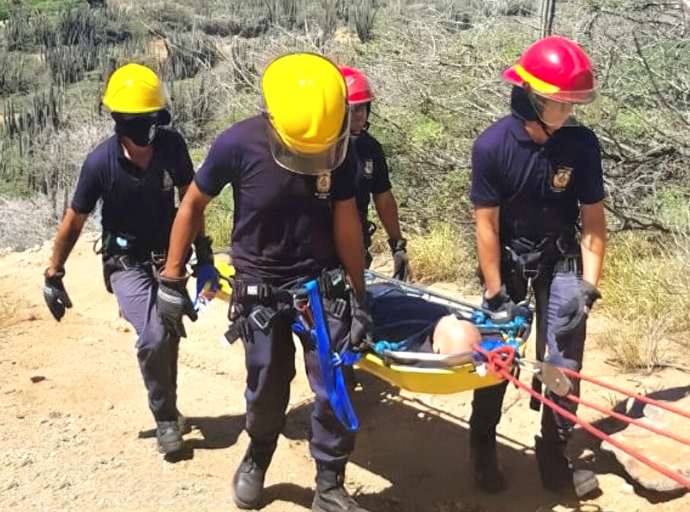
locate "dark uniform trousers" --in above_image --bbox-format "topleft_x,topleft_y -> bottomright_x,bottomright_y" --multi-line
109,264 -> 180,422
470,266 -> 586,443
238,293 -> 356,473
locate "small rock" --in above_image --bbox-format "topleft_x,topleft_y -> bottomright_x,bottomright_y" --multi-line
620,482 -> 635,493
104,402 -> 114,411
30,376 -> 46,383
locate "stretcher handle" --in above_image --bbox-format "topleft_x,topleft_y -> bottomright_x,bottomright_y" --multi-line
365,270 -> 496,318
379,349 -> 476,368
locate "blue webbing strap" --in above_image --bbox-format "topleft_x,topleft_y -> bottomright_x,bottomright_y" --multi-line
300,280 -> 359,432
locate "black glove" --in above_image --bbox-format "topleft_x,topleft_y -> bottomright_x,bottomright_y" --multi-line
350,294 -> 374,348
389,238 -> 410,282
156,273 -> 198,338
554,281 -> 601,336
483,284 -> 517,323
43,268 -> 72,321
193,235 -> 214,266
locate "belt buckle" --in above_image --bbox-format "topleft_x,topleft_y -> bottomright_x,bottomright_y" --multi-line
249,307 -> 273,330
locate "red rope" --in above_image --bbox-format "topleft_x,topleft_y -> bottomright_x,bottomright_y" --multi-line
472,344 -> 690,492
567,393 -> 690,447
559,367 -> 690,421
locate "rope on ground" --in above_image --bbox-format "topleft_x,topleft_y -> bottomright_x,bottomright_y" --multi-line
559,366 -> 690,421
472,343 -> 690,492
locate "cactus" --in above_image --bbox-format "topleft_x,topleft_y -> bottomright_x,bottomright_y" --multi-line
44,42 -> 106,86
0,52 -> 37,97
59,5 -> 107,46
316,0 -> 338,48
230,37 -> 259,93
2,86 -> 66,153
162,32 -> 223,81
167,74 -> 218,143
351,0 -> 377,43
5,8 -> 34,51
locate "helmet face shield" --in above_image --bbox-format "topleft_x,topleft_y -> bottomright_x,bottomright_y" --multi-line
260,52 -> 351,175
265,109 -> 350,175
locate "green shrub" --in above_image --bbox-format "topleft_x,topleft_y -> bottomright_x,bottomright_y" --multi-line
0,52 -> 41,96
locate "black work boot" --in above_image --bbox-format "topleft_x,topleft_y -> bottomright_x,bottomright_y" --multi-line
233,442 -> 276,510
534,435 -> 599,498
469,434 -> 507,494
312,469 -> 370,512
156,420 -> 184,454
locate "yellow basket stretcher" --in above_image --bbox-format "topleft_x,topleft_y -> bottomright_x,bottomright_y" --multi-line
353,270 -> 531,395
210,263 -> 571,431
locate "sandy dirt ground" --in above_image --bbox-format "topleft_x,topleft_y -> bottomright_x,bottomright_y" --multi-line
1,235 -> 689,512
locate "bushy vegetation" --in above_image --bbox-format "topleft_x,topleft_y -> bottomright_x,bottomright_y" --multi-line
1,0 -> 689,369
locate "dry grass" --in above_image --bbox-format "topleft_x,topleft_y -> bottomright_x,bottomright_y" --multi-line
596,231 -> 690,370
369,219 -> 479,291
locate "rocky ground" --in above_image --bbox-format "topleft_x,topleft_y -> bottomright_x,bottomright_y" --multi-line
0,235 -> 689,512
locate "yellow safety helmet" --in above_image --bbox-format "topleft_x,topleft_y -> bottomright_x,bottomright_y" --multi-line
102,63 -> 166,114
261,52 -> 350,175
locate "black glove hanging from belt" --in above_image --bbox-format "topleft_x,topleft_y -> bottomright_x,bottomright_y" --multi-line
389,238 -> 410,282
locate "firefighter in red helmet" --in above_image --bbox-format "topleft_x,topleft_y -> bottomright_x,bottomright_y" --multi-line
340,66 -> 410,281
468,36 -> 607,497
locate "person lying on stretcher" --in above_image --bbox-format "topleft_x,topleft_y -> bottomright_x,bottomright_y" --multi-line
368,284 -> 482,356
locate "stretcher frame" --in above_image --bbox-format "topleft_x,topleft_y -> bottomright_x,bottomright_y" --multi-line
211,262 -> 556,432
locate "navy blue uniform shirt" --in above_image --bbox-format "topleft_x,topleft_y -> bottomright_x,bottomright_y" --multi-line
71,128 -> 194,252
194,115 -> 358,283
353,131 -> 392,229
353,131 -> 392,230
470,114 -> 605,245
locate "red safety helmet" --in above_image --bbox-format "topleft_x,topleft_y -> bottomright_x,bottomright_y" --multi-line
502,35 -> 596,104
339,66 -> 375,105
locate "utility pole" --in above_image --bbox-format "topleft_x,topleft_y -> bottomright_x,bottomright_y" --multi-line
540,0 -> 556,38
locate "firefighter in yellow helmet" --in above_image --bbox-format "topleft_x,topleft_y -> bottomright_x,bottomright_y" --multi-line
159,53 -> 372,511
43,62 -> 217,456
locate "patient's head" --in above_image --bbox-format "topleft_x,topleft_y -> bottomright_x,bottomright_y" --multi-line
432,315 -> 482,355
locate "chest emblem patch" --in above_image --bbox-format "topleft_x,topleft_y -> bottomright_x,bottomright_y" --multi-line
551,166 -> 573,192
363,159 -> 374,178
162,169 -> 174,191
316,171 -> 331,198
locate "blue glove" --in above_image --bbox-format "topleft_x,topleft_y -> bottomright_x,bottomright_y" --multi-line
191,235 -> 217,310
192,263 -> 219,308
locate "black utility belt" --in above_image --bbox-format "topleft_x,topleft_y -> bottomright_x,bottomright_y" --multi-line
233,268 -> 348,303
104,251 -> 166,270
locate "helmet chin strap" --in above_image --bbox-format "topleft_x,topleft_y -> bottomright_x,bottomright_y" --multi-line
525,88 -> 556,138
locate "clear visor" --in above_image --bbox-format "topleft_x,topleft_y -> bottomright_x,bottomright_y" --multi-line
530,90 -> 601,127
535,88 -> 597,105
265,111 -> 351,175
